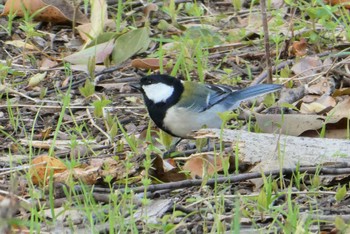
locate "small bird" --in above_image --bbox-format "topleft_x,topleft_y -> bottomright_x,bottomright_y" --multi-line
132,74 -> 282,139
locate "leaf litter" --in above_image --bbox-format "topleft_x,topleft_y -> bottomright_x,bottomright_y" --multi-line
1,0 -> 350,232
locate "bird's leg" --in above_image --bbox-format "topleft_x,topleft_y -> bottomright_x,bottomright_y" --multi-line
162,138 -> 183,158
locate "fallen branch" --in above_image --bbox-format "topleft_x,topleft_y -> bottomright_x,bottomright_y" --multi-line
120,166 -> 350,194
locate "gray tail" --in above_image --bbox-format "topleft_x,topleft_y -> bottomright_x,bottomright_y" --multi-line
228,84 -> 282,108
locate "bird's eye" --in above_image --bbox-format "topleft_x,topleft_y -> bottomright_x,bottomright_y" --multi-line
146,80 -> 153,85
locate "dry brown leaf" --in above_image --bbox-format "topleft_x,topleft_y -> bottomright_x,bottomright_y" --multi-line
29,155 -> 67,185
329,96 -> 350,117
148,155 -> 187,182
324,0 -> 350,8
333,88 -> 350,97
289,38 -> 308,57
131,58 -> 168,70
2,0 -> 89,24
182,153 -> 225,179
143,3 -> 159,21
40,127 -> 52,140
40,57 -> 58,69
54,166 -> 100,185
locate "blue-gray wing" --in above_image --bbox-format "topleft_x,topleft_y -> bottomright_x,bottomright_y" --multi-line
176,81 -> 282,113
176,82 -> 236,112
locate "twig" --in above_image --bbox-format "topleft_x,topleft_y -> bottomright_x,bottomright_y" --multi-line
119,167 -> 350,194
0,190 -> 30,204
260,0 -> 272,84
86,108 -> 112,144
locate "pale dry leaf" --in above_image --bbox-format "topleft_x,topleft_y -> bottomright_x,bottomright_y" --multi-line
63,39 -> 115,64
40,57 -> 58,69
329,96 -> 350,118
255,113 -> 326,136
300,95 -> 336,114
28,72 -> 47,87
307,77 -> 334,95
88,0 -> 107,43
133,199 -> 173,224
302,94 -> 320,103
76,19 -> 116,41
291,56 -> 322,77
5,40 -> 36,50
300,102 -> 328,114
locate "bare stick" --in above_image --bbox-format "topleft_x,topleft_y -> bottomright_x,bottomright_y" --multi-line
260,0 -> 273,84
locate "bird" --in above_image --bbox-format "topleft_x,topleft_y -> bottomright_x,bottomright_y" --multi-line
131,74 -> 282,139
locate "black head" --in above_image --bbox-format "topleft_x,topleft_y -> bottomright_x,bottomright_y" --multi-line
137,74 -> 184,134
138,74 -> 183,104
139,74 -> 181,89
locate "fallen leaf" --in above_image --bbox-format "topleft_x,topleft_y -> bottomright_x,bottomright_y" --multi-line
143,3 -> 159,21
5,40 -> 36,50
112,27 -> 151,65
256,96 -> 350,138
76,20 -> 116,42
40,127 -> 52,140
182,153 -> 225,179
131,58 -> 168,70
89,0 -> 107,41
324,0 -> 350,8
2,0 -> 89,24
30,155 -> 67,185
291,56 -> 322,77
300,102 -> 329,114
289,38 -> 308,57
333,88 -> 350,97
329,96 -> 350,117
64,39 -> 115,64
300,95 -> 336,114
54,166 -> 100,185
148,155 -> 187,182
307,77 -> 335,95
28,72 -> 47,87
40,57 -> 58,69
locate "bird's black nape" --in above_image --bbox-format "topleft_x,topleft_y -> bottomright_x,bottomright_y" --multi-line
139,74 -> 182,87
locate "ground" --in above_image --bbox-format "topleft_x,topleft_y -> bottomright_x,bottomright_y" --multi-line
1,0 -> 350,233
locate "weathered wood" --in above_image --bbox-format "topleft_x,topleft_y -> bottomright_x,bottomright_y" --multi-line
194,129 -> 350,166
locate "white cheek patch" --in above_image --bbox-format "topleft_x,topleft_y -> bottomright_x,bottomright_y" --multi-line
142,83 -> 174,103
